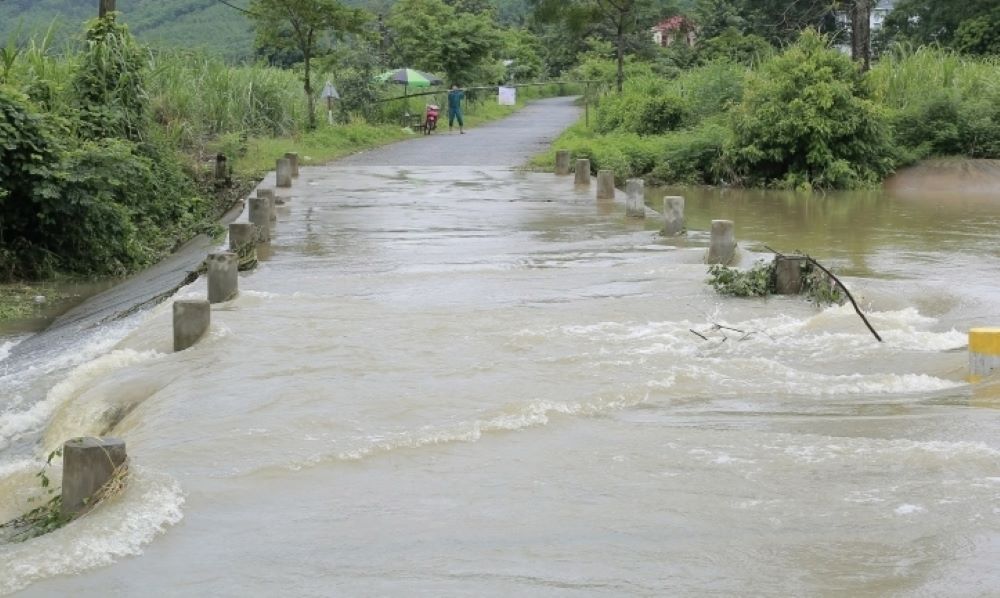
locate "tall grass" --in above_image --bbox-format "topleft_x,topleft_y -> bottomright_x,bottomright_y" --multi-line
869,46 -> 1000,159
146,51 -> 305,148
869,45 -> 1000,109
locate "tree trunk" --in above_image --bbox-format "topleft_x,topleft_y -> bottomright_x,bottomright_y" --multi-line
304,47 -> 315,130
615,17 -> 624,93
851,0 -> 872,72
99,0 -> 115,18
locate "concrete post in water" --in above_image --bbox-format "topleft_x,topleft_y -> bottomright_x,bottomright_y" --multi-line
625,179 -> 645,219
229,223 -> 255,251
173,299 -> 210,352
707,220 -> 736,265
61,437 -> 127,518
661,196 -> 685,236
774,256 -> 804,295
207,252 -> 238,303
284,152 -> 300,178
249,196 -> 271,242
969,328 -> 1000,381
574,159 -> 591,186
258,188 -> 277,222
555,150 -> 571,175
596,170 -> 615,199
276,158 -> 293,188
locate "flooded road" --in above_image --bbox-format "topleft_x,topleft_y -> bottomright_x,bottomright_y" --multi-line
2,99 -> 1000,595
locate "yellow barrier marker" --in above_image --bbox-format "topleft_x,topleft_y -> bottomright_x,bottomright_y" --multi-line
969,327 -> 1000,382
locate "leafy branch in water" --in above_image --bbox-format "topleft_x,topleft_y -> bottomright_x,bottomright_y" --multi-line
707,258 -> 845,305
707,261 -> 774,297
0,443 -> 130,543
0,448 -> 69,542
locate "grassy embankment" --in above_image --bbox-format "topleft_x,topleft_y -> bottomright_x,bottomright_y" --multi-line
533,40 -> 1000,192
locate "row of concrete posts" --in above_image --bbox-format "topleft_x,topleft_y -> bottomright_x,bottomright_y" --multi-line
558,149 -> 1000,383
56,153 -> 302,521
173,152 -> 299,352
554,149 -> 734,264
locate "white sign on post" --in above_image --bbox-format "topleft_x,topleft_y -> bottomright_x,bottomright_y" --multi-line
498,86 -> 516,106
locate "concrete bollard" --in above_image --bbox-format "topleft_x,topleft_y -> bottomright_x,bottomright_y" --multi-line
207,252 -> 238,303
707,220 -> 737,265
276,158 -> 293,188
229,223 -> 256,252
774,256 -> 805,294
596,170 -> 615,199
61,437 -> 128,518
555,150 -> 571,175
625,179 -> 645,219
969,328 -> 1000,381
249,196 -> 271,242
258,189 -> 277,223
574,159 -> 591,186
661,196 -> 685,236
173,299 -> 210,352
284,152 -> 299,177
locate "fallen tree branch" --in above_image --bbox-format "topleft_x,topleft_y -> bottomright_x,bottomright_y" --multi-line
765,246 -> 882,343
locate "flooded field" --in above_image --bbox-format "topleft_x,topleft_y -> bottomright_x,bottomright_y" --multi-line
1,160 -> 999,596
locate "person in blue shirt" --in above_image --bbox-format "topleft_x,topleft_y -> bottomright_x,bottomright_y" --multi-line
447,84 -> 465,134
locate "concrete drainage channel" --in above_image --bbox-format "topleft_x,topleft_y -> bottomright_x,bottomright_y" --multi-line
0,153 -> 301,542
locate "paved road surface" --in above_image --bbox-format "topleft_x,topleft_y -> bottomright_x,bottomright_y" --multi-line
9,96 -> 581,363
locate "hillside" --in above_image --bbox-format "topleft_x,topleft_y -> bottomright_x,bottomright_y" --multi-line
0,0 -> 538,60
0,0 -> 256,59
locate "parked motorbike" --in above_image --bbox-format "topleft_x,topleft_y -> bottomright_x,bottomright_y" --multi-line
424,104 -> 439,135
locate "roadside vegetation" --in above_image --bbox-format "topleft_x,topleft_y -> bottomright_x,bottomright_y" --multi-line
533,0 -> 1000,191
0,0 -> 563,291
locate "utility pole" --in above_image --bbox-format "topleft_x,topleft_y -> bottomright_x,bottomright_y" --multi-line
99,0 -> 116,18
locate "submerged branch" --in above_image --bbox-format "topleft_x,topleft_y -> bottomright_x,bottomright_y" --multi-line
765,246 -> 882,343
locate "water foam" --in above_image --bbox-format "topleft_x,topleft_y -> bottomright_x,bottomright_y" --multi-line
0,349 -> 164,452
0,466 -> 184,596
0,336 -> 29,364
278,392 -> 650,472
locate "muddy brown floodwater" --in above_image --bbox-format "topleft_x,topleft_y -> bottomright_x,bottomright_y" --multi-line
1,100 -> 999,597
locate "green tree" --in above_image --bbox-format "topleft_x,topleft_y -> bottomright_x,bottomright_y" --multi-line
387,0 -> 501,84
881,0 -> 997,52
534,0 -> 656,92
499,28 -> 543,82
249,0 -> 369,130
953,9 -> 1000,56
726,30 -> 894,190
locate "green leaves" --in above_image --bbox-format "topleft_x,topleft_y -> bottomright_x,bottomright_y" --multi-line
726,30 -> 894,190
707,261 -> 774,297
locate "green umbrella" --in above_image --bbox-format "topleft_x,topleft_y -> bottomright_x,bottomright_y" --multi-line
376,68 -> 444,88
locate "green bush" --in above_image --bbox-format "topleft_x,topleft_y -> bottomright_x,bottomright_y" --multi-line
595,77 -> 688,136
725,30 -> 895,190
871,46 -> 1000,160
649,120 -> 730,185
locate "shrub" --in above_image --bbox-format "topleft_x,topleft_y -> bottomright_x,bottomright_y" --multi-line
725,30 -> 895,190
595,76 -> 688,136
0,86 -> 63,278
649,120 -> 730,185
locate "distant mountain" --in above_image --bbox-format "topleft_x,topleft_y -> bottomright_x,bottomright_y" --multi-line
0,0 -> 261,60
0,0 -> 537,61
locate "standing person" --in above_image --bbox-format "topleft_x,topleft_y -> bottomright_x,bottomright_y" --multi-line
447,83 -> 465,134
